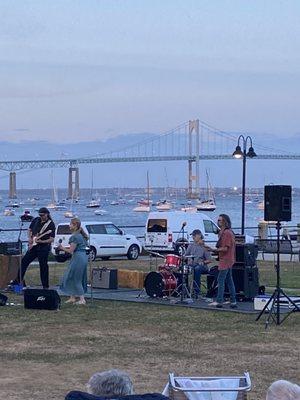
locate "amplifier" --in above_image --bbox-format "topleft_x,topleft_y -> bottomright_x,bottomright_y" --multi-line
231,266 -> 259,299
206,266 -> 259,300
0,242 -> 21,256
235,244 -> 258,267
92,268 -> 118,289
24,288 -> 61,310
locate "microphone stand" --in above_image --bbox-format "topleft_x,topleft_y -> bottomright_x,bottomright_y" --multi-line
17,220 -> 24,289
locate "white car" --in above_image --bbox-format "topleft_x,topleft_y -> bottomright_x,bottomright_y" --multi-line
52,221 -> 142,261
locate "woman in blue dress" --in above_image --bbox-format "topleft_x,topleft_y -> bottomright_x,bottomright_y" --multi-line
59,217 -> 89,305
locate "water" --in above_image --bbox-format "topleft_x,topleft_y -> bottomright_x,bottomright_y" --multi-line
0,190 -> 299,242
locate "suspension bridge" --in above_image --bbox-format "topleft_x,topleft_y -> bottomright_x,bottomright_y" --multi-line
1,119 -> 299,199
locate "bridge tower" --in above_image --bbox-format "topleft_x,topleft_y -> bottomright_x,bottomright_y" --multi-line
187,119 -> 200,199
68,167 -> 80,199
9,172 -> 17,199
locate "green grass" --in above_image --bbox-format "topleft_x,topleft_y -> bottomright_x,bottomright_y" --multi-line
1,258 -> 299,400
1,294 -> 299,400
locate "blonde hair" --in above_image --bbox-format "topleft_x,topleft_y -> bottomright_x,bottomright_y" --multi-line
71,217 -> 89,241
266,380 -> 300,400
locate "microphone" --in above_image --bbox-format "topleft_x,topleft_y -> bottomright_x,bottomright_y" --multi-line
58,239 -> 62,244
181,221 -> 187,229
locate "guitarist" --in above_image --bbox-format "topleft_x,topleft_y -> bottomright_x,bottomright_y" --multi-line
13,207 -> 55,289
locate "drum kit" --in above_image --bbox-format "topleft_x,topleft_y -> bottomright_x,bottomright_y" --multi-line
143,253 -> 196,301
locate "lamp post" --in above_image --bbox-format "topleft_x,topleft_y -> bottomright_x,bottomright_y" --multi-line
233,135 -> 257,235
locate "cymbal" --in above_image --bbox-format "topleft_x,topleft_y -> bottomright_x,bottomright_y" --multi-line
147,251 -> 165,258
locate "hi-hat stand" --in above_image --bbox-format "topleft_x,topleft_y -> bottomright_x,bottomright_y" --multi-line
256,221 -> 300,328
175,224 -> 193,304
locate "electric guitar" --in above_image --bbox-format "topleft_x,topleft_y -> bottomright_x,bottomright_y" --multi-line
29,230 -> 53,249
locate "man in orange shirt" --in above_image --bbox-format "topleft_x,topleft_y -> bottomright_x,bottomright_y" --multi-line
206,214 -> 237,308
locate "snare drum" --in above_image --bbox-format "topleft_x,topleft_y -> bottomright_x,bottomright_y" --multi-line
165,254 -> 181,270
144,270 -> 177,298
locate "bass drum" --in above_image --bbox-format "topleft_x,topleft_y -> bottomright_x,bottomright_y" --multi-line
144,271 -> 177,298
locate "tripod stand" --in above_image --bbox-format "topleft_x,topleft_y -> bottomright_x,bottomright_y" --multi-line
256,221 -> 300,328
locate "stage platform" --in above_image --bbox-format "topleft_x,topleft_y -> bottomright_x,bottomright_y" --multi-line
57,286 -> 259,314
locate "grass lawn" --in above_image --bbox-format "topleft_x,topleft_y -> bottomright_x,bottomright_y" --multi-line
1,258 -> 299,400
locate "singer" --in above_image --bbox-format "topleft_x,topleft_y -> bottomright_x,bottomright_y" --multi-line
59,218 -> 89,305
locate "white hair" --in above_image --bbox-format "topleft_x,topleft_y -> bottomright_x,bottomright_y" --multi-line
87,369 -> 134,397
266,380 -> 300,400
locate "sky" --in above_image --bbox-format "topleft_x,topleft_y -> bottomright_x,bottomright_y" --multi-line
0,0 -> 300,188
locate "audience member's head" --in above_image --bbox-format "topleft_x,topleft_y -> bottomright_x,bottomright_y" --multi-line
266,380 -> 300,400
87,369 -> 134,397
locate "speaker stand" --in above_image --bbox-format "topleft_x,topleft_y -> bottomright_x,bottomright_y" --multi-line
256,221 -> 300,328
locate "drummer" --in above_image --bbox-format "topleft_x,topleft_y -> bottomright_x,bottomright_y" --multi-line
184,229 -> 211,299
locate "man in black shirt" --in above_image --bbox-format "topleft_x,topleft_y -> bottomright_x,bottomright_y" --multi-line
14,207 -> 55,289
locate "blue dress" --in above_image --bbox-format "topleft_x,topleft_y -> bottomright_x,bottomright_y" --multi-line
60,233 -> 88,296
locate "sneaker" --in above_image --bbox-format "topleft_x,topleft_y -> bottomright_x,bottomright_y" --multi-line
205,297 -> 214,303
208,301 -> 223,308
230,303 -> 237,309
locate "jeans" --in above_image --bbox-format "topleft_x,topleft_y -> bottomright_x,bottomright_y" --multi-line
193,264 -> 209,295
16,245 -> 50,288
216,268 -> 236,304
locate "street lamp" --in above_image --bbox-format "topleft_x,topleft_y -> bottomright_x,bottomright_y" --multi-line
233,135 -> 257,235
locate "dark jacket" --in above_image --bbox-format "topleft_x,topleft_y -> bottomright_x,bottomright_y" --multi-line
65,392 -> 170,400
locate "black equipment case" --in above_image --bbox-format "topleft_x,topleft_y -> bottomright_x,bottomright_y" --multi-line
24,288 -> 61,310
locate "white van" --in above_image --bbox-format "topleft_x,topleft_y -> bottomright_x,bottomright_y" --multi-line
52,221 -> 142,261
144,211 -> 219,252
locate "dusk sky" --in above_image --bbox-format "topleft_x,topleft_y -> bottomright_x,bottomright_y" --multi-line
0,1 -> 300,188
1,1 -> 300,141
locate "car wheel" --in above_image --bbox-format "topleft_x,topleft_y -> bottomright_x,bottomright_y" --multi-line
127,244 -> 140,260
101,256 -> 110,260
88,247 -> 97,262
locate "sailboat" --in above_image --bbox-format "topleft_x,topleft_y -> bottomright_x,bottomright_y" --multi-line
47,172 -> 67,210
133,172 -> 151,212
156,168 -> 173,211
64,194 -> 76,218
156,199 -> 173,211
86,170 -> 100,208
196,170 -> 216,212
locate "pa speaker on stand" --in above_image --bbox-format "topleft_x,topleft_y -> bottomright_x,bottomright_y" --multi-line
257,185 -> 300,327
264,185 -> 292,222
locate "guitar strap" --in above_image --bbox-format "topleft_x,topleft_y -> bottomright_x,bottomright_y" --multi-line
38,219 -> 52,236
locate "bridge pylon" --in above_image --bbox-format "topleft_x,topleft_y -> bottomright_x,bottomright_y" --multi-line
68,167 -> 80,199
9,172 -> 17,199
187,119 -> 200,199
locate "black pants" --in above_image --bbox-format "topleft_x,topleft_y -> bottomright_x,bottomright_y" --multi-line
17,245 -> 50,288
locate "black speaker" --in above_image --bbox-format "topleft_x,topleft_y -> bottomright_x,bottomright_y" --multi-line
264,185 -> 292,221
24,289 -> 61,310
0,293 -> 8,306
235,244 -> 258,267
231,266 -> 259,299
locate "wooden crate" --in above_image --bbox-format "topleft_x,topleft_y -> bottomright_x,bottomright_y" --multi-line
0,255 -> 20,289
